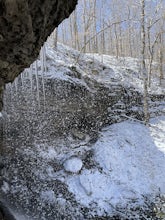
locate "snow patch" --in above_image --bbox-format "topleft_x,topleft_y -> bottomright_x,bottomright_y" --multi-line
64,157 -> 83,173
1,181 -> 10,193
66,120 -> 165,215
150,116 -> 165,154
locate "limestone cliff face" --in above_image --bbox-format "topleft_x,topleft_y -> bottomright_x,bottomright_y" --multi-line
0,0 -> 78,110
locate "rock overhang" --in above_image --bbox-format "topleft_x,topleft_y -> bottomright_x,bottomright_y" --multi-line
0,0 -> 78,110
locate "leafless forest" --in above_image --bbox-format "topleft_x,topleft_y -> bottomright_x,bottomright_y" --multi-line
50,0 -> 165,124
53,0 -> 164,84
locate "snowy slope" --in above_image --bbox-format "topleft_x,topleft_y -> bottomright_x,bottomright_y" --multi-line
15,117 -> 164,219
65,117 -> 165,217
40,39 -> 165,95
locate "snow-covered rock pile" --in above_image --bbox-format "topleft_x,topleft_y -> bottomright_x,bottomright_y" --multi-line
0,42 -> 164,219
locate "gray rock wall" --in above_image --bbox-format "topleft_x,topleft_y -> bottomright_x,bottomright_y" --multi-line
3,70 -> 164,143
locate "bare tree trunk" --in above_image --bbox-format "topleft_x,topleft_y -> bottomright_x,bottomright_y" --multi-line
69,16 -> 74,48
61,22 -> 66,44
114,24 -> 119,58
93,0 -> 98,53
82,0 -> 87,53
118,23 -> 123,56
108,28 -> 114,55
141,0 -> 149,125
128,24 -> 133,57
73,10 -> 80,50
159,33 -> 164,85
147,25 -> 153,87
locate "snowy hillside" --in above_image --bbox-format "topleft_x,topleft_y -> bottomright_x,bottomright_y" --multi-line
0,42 -> 165,219
66,117 -> 165,216
44,39 -> 165,95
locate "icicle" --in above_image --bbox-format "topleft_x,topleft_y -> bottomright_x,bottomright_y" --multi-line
43,44 -> 47,72
29,64 -> 33,94
40,44 -> 47,73
41,66 -> 46,111
21,72 -> 24,87
7,82 -> 13,108
14,77 -> 18,95
35,60 -> 40,109
43,45 -> 47,110
40,45 -> 46,110
9,82 -> 13,95
40,46 -> 44,74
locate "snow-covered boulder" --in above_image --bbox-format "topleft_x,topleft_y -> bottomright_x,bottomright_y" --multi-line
64,157 -> 83,173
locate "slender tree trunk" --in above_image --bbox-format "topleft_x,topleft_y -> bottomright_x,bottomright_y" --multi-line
114,24 -> 119,58
93,0 -> 98,53
69,16 -> 74,48
159,34 -> 164,85
141,0 -> 149,125
128,25 -> 133,57
73,10 -> 80,50
83,0 -> 87,53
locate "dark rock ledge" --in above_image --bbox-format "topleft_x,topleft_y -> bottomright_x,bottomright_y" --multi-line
0,0 -> 78,110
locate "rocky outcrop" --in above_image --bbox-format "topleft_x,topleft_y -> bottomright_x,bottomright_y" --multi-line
0,0 -> 78,110
3,67 -> 164,146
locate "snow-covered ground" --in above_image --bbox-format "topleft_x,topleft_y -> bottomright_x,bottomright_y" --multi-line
86,53 -> 165,95
64,117 -> 165,217
18,116 -> 164,218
